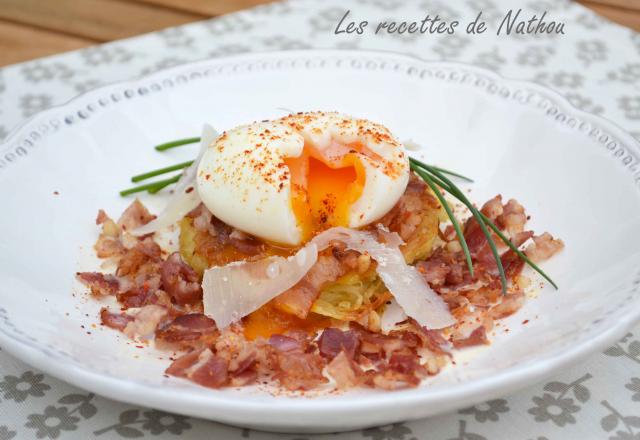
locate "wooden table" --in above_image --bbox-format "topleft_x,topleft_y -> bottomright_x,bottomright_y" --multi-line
0,0 -> 638,67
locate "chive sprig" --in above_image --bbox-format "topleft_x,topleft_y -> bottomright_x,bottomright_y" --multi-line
120,137 -> 557,294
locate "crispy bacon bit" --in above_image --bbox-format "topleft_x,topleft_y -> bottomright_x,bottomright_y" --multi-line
388,353 -> 421,375
118,199 -> 156,232
160,252 -> 202,305
273,253 -> 345,318
452,326 -> 489,348
190,352 -> 228,388
464,195 -> 507,256
100,308 -> 133,331
482,195 -> 504,220
329,242 -> 362,271
87,181 -> 562,392
369,369 -> 421,390
274,350 -> 327,391
378,175 -> 438,241
416,257 -> 450,287
189,204 -> 217,235
116,278 -> 160,309
525,233 -> 564,263
268,334 -> 303,352
498,199 -> 526,236
94,210 -> 124,258
267,331 -> 328,390
166,349 -> 229,388
156,314 -> 218,349
490,291 -> 525,320
116,238 -> 161,277
123,305 -> 167,339
165,349 -> 202,377
96,209 -> 109,225
414,325 -> 451,357
76,272 -> 120,296
229,230 -> 264,255
327,351 -> 361,389
318,328 -> 360,360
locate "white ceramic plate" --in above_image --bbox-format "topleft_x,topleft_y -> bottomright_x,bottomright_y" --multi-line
1,50 -> 640,433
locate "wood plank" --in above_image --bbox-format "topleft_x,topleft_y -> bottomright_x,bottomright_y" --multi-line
0,0 -> 203,42
131,0 -> 274,16
578,1 -> 640,31
0,19 -> 93,66
583,0 -> 640,11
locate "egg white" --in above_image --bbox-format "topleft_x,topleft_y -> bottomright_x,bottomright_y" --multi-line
196,112 -> 410,246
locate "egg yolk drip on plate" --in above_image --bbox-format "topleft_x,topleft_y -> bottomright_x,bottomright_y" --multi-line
196,111 -> 410,247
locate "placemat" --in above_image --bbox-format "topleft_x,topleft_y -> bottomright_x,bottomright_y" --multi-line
0,0 -> 639,438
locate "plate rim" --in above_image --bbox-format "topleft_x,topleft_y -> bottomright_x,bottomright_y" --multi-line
1,49 -> 640,430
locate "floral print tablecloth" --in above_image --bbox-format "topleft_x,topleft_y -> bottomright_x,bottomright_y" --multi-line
1,0 -> 639,438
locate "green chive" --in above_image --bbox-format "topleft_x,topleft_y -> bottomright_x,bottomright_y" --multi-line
154,137 -> 201,151
131,160 -> 193,182
414,158 -> 556,289
430,165 -> 474,183
411,158 -> 507,294
412,165 -> 474,277
120,175 -> 181,197
479,212 -> 558,289
148,175 -> 180,194
412,157 -> 557,293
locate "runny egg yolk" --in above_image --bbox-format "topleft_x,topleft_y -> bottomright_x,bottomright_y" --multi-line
284,141 -> 381,242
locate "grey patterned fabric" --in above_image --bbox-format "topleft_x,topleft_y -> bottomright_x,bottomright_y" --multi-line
0,0 -> 639,438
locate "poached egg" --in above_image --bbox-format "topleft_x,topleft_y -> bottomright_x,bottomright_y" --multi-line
196,111 -> 410,246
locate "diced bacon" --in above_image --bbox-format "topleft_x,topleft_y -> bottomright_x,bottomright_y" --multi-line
160,252 -> 202,305
416,257 -> 450,287
100,308 -> 133,331
274,351 -> 327,391
369,369 -> 420,390
464,195 -> 505,256
378,174 -> 438,241
190,204 -> 216,235
498,199 -> 526,236
117,199 -> 157,232
273,254 -> 345,319
190,353 -> 229,388
229,230 -> 264,255
525,233 -> 564,263
329,242 -> 362,271
115,274 -> 160,309
452,326 -> 489,348
388,353 -> 421,375
327,351 -> 361,389
96,209 -> 109,225
490,291 -> 526,320
156,314 -> 218,349
166,349 -> 229,388
318,328 -> 360,360
76,272 -> 120,296
94,210 -> 124,258
116,238 -> 161,277
229,367 -> 258,387
482,195 -> 504,220
414,325 -> 451,357
350,323 -> 417,358
87,179 -> 563,392
268,334 -> 304,352
268,332 -> 327,390
165,349 -> 202,377
117,288 -> 151,309
123,305 -> 168,339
